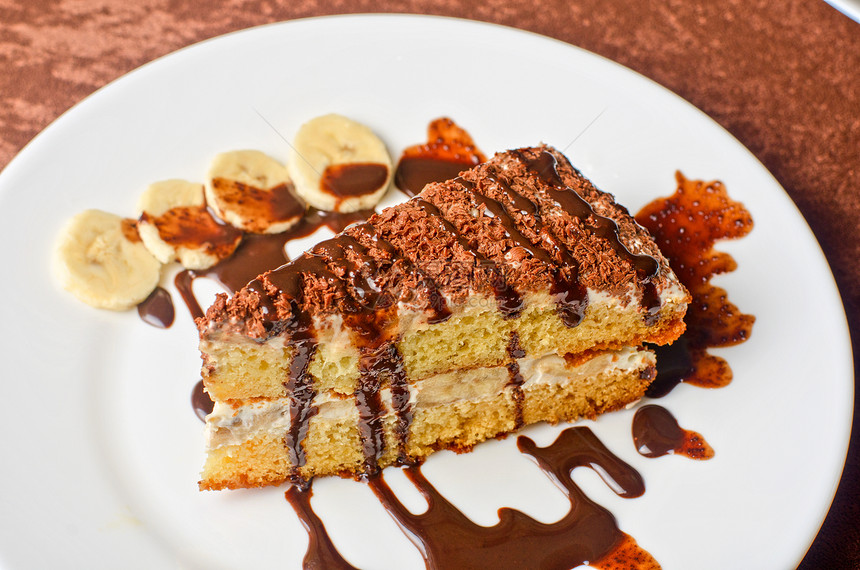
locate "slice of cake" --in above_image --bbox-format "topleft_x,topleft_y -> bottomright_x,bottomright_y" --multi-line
197,145 -> 689,490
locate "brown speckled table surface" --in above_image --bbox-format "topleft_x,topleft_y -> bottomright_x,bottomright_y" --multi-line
1,1 -> 857,568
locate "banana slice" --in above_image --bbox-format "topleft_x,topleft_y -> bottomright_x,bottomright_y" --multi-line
206,150 -> 306,234
137,179 -> 242,270
54,209 -> 162,311
288,114 -> 393,213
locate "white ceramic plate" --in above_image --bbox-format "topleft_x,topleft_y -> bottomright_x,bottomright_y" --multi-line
0,15 -> 852,570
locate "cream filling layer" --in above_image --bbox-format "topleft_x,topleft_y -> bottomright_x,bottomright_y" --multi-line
204,346 -> 654,450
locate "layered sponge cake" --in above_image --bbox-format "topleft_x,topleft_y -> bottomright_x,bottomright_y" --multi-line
197,145 -> 689,490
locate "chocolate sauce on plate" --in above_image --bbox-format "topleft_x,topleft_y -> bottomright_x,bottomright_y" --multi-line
191,379 -> 214,422
632,405 -> 714,460
285,485 -> 360,570
394,117 -> 487,197
635,173 -> 755,396
137,286 -> 174,329
288,426 -> 657,570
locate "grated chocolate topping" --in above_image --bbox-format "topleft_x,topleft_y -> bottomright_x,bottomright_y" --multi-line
202,145 -> 669,339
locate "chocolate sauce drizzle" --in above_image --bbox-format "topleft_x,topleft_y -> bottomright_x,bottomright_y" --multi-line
322,163 -> 390,201
352,222 -> 451,325
632,405 -> 714,460
636,173 -> 755,396
457,172 -> 588,327
137,286 -> 174,328
518,149 -> 662,323
285,485 -> 360,570
506,331 -> 526,430
174,208 -> 374,321
414,197 -> 524,318
394,117 -> 487,197
522,151 -> 660,281
257,225 -> 419,480
259,251 -> 342,486
359,426 -> 657,570
210,179 -> 306,233
282,308 -> 319,486
355,343 -> 398,474
308,234 -> 401,474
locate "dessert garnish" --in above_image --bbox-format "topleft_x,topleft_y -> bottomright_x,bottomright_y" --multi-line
53,209 -> 162,310
53,114 -> 393,327
206,149 -> 306,234
394,117 -> 486,197
288,113 -> 393,212
137,179 -> 243,269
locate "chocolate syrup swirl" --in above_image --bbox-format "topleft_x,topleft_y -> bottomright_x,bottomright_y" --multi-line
137,286 -> 174,328
632,405 -> 714,460
363,426 -> 657,570
636,173 -> 755,396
